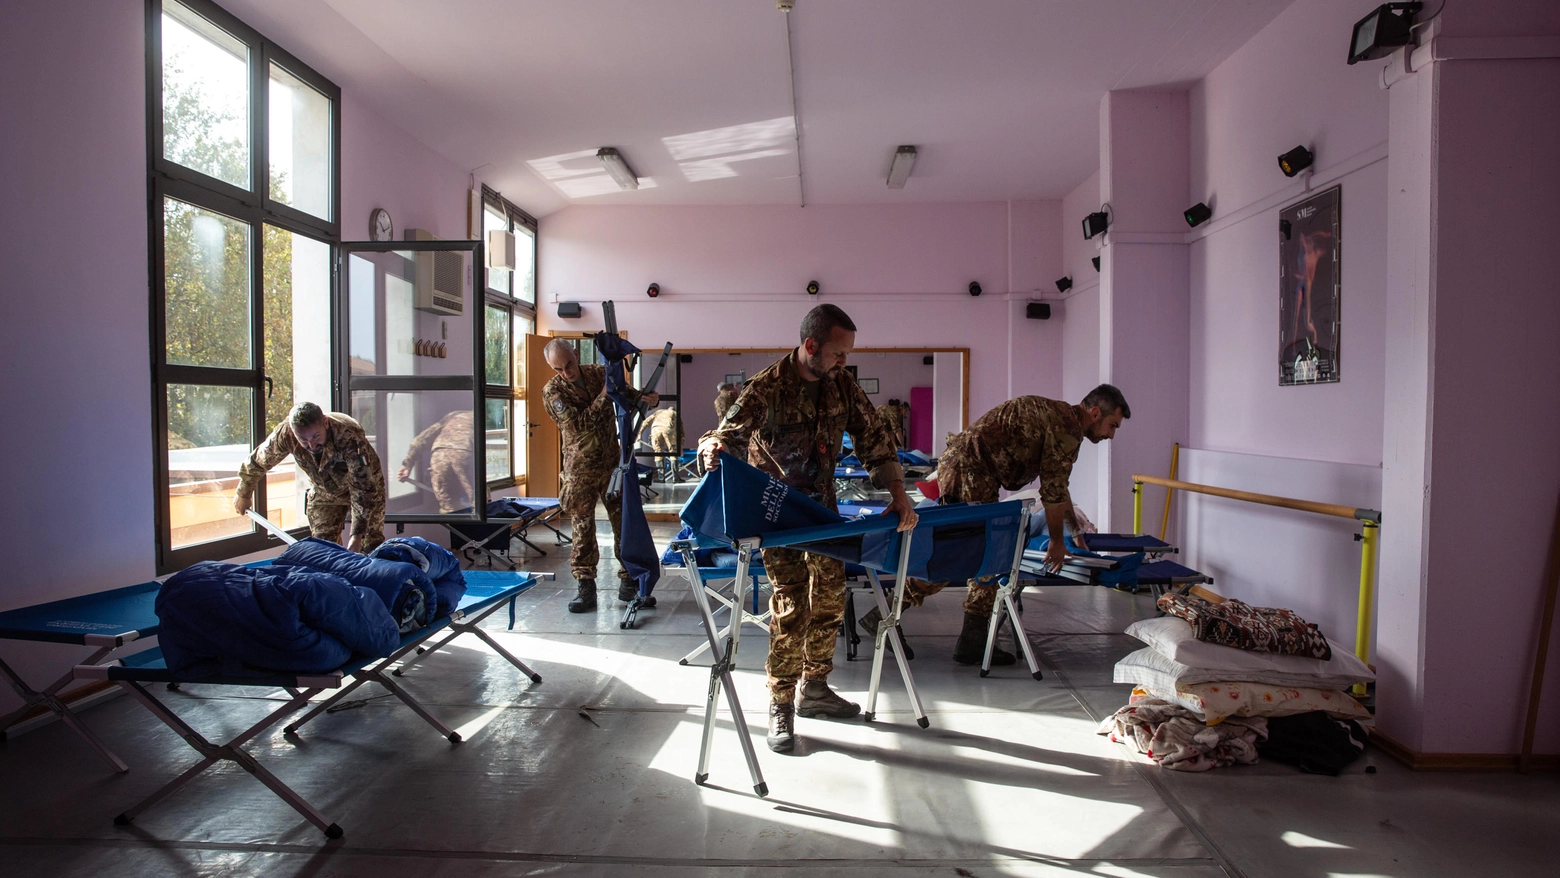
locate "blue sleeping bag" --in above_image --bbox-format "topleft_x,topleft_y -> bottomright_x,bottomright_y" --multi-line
369,536 -> 467,617
156,561 -> 400,680
272,538 -> 437,633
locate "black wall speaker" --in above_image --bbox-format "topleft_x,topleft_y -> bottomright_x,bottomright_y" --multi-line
557,302 -> 582,319
678,353 -> 693,363
1026,302 -> 1052,320
923,355 -> 934,366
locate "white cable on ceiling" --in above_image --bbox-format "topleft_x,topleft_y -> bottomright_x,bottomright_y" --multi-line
782,5 -> 805,207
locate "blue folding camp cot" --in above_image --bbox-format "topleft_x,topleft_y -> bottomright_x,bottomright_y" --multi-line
669,452 -> 1032,794
72,569 -> 544,839
834,465 -> 872,500
0,581 -> 162,772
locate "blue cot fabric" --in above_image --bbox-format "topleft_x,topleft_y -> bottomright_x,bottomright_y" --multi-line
369,537 -> 468,617
594,330 -> 662,598
486,497 -> 557,520
156,561 -> 400,680
272,537 -> 437,632
897,449 -> 932,466
680,451 -> 845,544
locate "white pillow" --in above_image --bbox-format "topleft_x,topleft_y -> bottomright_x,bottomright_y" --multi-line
1114,645 -> 1373,692
1125,615 -> 1374,684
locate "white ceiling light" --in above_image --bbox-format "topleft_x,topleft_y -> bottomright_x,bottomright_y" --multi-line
596,147 -> 640,190
886,145 -> 917,189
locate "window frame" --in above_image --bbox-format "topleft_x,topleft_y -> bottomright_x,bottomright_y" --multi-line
147,0 -> 342,574
479,186 -> 537,490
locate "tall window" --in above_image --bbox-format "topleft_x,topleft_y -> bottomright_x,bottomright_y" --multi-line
480,187 -> 538,490
150,0 -> 340,572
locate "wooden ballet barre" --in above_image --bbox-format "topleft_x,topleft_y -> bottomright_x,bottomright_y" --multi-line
1132,474 -> 1381,524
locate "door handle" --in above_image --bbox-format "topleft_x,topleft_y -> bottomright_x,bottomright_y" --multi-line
263,375 -> 274,399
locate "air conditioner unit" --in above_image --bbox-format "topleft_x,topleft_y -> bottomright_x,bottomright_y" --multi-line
405,228 -> 465,315
487,229 -> 516,271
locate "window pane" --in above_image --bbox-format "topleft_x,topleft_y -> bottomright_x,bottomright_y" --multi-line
513,399 -> 527,483
165,198 -> 252,369
345,249 -> 474,377
261,227 -> 332,528
486,398 -> 510,481
484,206 -> 511,296
485,304 -> 510,386
355,390 -> 475,515
513,313 -> 533,390
269,64 -> 333,220
167,384 -> 254,548
162,1 -> 249,189
514,225 -> 536,303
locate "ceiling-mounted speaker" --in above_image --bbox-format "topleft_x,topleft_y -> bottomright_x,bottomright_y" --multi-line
1091,256 -> 1101,272
557,302 -> 583,319
1026,302 -> 1052,320
968,281 -> 982,297
923,355 -> 934,366
678,353 -> 693,363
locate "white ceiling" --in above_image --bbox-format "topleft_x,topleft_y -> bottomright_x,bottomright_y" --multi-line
219,0 -> 1295,216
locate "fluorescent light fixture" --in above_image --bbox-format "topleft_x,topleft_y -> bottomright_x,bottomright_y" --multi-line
886,145 -> 917,189
596,147 -> 639,190
1348,3 -> 1422,65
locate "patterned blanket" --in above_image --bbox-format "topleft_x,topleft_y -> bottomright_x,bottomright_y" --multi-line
1098,697 -> 1268,771
1157,593 -> 1331,659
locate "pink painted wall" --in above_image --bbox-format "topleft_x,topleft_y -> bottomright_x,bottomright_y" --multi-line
1059,172 -> 1104,519
538,202 -> 1064,427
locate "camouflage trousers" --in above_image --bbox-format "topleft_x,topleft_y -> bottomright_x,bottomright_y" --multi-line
429,447 -> 474,513
305,491 -> 385,552
762,546 -> 847,704
901,454 -> 1001,616
561,468 -> 632,585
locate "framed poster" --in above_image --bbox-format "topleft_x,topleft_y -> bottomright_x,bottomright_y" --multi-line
859,378 -> 879,394
1279,185 -> 1341,385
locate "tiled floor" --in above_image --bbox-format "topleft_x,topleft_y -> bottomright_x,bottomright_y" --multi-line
1,514 -> 1556,877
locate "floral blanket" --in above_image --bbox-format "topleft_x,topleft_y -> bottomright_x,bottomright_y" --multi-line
1156,593 -> 1331,659
1098,696 -> 1267,771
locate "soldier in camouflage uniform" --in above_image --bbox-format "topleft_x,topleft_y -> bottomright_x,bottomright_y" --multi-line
542,339 -> 659,612
638,407 -> 681,478
713,382 -> 739,423
234,401 -> 387,552
860,385 -> 1129,665
397,410 -> 473,513
876,400 -> 906,450
700,304 -> 918,754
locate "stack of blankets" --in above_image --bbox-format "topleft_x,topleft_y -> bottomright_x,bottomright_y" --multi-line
1099,591 -> 1374,773
156,537 -> 467,679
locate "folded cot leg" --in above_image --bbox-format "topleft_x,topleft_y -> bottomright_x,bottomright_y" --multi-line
463,623 -> 542,683
681,543 -> 767,797
115,681 -> 341,839
0,651 -> 129,773
679,584 -> 736,665
390,628 -> 463,676
363,668 -> 462,742
284,675 -> 370,734
862,567 -> 928,728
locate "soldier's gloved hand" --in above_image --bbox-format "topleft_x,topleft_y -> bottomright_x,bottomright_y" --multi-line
698,437 -> 724,470
233,494 -> 251,516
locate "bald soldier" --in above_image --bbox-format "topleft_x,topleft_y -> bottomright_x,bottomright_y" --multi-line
542,339 -> 658,613
397,410 -> 473,513
861,384 -> 1129,665
234,401 -> 387,552
700,304 -> 917,754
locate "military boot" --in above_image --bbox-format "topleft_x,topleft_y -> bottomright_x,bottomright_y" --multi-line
766,702 -> 796,753
952,612 -> 1015,666
856,605 -> 913,660
567,579 -> 597,613
796,679 -> 861,719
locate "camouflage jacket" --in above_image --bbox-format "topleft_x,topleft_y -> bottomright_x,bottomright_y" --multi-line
237,413 -> 386,536
714,389 -> 738,423
543,364 -> 641,474
639,407 -> 680,448
704,350 -> 902,508
402,410 -> 472,467
945,395 -> 1083,505
876,403 -> 904,440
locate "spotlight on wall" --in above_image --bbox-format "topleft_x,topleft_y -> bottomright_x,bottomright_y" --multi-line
596,147 -> 640,190
968,281 -> 982,297
646,282 -> 660,298
1347,2 -> 1423,65
886,145 -> 918,189
806,280 -> 820,296
1280,219 -> 1293,241
1082,210 -> 1110,239
1278,145 -> 1314,177
1026,302 -> 1052,320
1184,202 -> 1213,227
558,302 -> 583,319
1091,256 -> 1101,272
1056,276 -> 1073,293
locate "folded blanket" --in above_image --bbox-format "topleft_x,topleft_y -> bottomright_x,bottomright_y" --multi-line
1097,696 -> 1267,771
272,538 -> 437,633
369,537 -> 467,617
156,561 -> 400,679
1157,593 -> 1331,659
